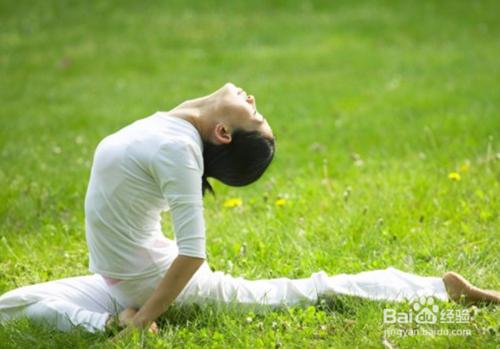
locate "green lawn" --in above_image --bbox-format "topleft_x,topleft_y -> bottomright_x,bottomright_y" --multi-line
1,0 -> 499,347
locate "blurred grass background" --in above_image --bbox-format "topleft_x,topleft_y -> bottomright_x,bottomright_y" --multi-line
0,0 -> 499,347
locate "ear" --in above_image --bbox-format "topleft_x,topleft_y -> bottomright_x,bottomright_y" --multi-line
214,123 -> 232,144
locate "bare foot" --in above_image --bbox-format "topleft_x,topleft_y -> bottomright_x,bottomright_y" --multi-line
442,272 -> 500,305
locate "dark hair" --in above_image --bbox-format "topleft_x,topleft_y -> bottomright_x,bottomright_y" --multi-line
201,129 -> 275,195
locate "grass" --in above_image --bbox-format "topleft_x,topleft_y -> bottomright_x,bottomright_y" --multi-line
0,0 -> 499,347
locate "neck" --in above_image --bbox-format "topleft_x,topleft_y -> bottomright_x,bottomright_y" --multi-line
166,95 -> 215,142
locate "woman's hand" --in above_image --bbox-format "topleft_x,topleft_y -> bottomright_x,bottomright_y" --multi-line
105,307 -> 137,331
118,308 -> 138,327
117,307 -> 158,333
109,308 -> 158,342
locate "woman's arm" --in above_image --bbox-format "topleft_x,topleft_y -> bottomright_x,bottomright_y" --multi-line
132,255 -> 204,328
131,142 -> 206,328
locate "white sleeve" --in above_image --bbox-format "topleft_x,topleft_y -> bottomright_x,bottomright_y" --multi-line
150,142 -> 206,259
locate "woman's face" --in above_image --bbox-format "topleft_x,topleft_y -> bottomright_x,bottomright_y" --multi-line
211,83 -> 273,139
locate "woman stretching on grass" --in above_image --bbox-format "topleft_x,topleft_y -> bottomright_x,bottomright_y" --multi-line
0,83 -> 498,334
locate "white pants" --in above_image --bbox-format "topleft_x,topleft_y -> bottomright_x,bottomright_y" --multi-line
0,261 -> 448,333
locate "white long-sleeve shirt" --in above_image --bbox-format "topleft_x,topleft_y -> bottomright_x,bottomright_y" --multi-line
85,112 -> 206,279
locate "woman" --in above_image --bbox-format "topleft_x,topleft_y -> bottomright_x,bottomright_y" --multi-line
0,83 -> 498,334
